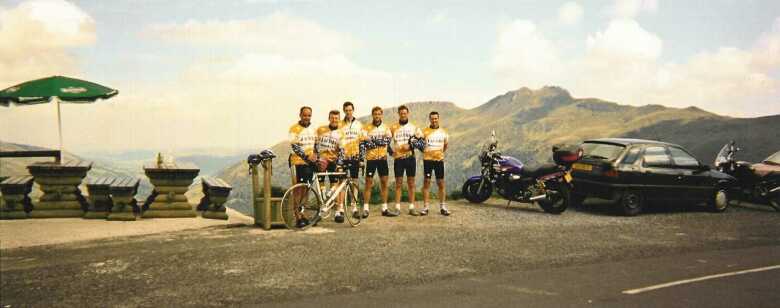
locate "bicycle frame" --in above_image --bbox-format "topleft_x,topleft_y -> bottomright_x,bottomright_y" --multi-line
307,171 -> 351,212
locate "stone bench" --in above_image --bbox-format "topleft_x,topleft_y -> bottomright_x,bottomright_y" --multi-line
27,161 -> 91,218
85,177 -> 116,219
107,177 -> 140,221
199,177 -> 232,220
0,176 -> 34,219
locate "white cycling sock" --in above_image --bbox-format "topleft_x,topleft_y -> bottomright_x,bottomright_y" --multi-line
363,203 -> 370,211
408,203 -> 415,210
440,203 -> 448,211
381,203 -> 388,211
395,203 -> 401,211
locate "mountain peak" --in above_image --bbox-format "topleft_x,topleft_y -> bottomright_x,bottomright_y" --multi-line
479,85 -> 574,114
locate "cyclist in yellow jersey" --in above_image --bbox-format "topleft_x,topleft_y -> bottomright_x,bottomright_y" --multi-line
339,102 -> 369,219
389,105 -> 423,216
362,106 -> 399,217
289,106 -> 317,228
421,111 -> 451,216
316,110 -> 347,223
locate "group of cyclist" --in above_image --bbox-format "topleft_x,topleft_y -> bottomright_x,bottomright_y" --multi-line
289,102 -> 451,228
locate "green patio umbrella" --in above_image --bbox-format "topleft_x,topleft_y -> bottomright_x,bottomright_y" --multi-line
0,75 -> 119,158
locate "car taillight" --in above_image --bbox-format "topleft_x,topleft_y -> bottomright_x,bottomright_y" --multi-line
604,170 -> 619,177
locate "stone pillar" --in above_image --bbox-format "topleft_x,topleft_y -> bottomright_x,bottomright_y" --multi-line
27,162 -> 91,218
142,163 -> 199,218
0,176 -> 34,219
85,178 -> 113,219
107,181 -> 138,221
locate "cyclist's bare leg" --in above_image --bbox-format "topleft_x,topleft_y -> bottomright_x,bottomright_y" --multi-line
406,176 -> 416,206
394,177 -> 404,207
363,176 -> 374,208
437,178 -> 446,205
292,183 -> 304,220
337,178 -> 345,213
379,176 -> 389,205
422,178 -> 432,207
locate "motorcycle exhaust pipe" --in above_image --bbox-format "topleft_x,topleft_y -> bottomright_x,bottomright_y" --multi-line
529,194 -> 547,201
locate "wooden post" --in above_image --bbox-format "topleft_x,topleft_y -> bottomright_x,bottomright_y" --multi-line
250,163 -> 262,227
261,160 -> 272,230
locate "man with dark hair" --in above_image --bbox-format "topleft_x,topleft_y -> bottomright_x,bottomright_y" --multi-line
289,106 -> 317,228
362,106 -> 398,217
421,111 -> 450,216
340,101 -> 367,218
316,110 -> 347,223
390,105 -> 423,216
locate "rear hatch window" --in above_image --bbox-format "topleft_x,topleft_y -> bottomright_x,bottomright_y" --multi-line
580,142 -> 625,162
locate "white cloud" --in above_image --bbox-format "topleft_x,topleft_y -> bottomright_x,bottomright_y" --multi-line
492,20 -> 563,89
430,10 -> 448,24
492,16 -> 780,117
143,12 -> 357,58
558,2 -> 584,25
586,19 -> 662,61
609,0 -> 658,19
2,12 -> 409,152
0,0 -> 95,87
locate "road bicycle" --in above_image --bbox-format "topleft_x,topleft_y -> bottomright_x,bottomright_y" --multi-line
280,163 -> 363,229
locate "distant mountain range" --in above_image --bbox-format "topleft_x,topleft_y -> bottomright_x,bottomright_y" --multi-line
215,86 -> 780,215
0,141 -> 142,199
4,86 -> 778,216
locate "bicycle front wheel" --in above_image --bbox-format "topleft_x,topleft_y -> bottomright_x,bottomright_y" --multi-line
344,181 -> 362,227
280,183 -> 320,230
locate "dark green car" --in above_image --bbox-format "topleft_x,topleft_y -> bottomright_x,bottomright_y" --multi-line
569,138 -> 736,216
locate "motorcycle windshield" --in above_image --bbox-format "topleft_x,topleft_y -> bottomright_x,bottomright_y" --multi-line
714,143 -> 731,166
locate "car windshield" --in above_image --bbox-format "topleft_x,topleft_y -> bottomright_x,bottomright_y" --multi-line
765,151 -> 780,165
580,142 -> 625,161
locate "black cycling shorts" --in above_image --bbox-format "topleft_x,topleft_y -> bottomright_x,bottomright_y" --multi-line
294,164 -> 313,184
423,160 -> 445,180
343,160 -> 360,179
393,157 -> 416,178
366,159 -> 389,178
317,161 -> 341,183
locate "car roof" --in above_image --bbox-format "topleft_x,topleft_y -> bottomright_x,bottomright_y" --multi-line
583,138 -> 682,148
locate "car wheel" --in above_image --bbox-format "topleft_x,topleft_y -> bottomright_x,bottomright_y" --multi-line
619,190 -> 644,216
567,189 -> 587,208
769,196 -> 780,212
709,188 -> 729,212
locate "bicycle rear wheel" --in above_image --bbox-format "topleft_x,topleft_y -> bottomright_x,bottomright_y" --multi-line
344,181 -> 362,226
280,183 -> 320,230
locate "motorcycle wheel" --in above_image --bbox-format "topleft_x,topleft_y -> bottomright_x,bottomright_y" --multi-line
538,188 -> 568,214
462,178 -> 492,203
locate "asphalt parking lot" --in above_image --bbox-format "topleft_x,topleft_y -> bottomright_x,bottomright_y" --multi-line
2,198 -> 779,307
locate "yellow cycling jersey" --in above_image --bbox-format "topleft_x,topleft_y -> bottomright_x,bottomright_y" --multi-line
316,125 -> 344,162
390,122 -> 422,159
363,122 -> 392,160
422,127 -> 449,161
289,123 -> 317,166
340,119 -> 364,159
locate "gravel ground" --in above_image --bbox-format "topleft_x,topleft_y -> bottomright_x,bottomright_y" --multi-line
2,198 -> 779,307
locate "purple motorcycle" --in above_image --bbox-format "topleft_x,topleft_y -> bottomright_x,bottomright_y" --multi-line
461,131 -> 579,214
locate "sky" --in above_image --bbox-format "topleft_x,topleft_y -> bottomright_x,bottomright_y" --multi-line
1,0 -> 779,154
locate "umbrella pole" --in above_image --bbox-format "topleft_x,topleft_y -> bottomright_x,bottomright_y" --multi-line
55,96 -> 63,163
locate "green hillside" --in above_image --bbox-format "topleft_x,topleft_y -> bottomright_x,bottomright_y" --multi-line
215,86 -> 780,216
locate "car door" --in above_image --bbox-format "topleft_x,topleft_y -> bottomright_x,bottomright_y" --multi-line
638,146 -> 682,200
669,146 -> 711,201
